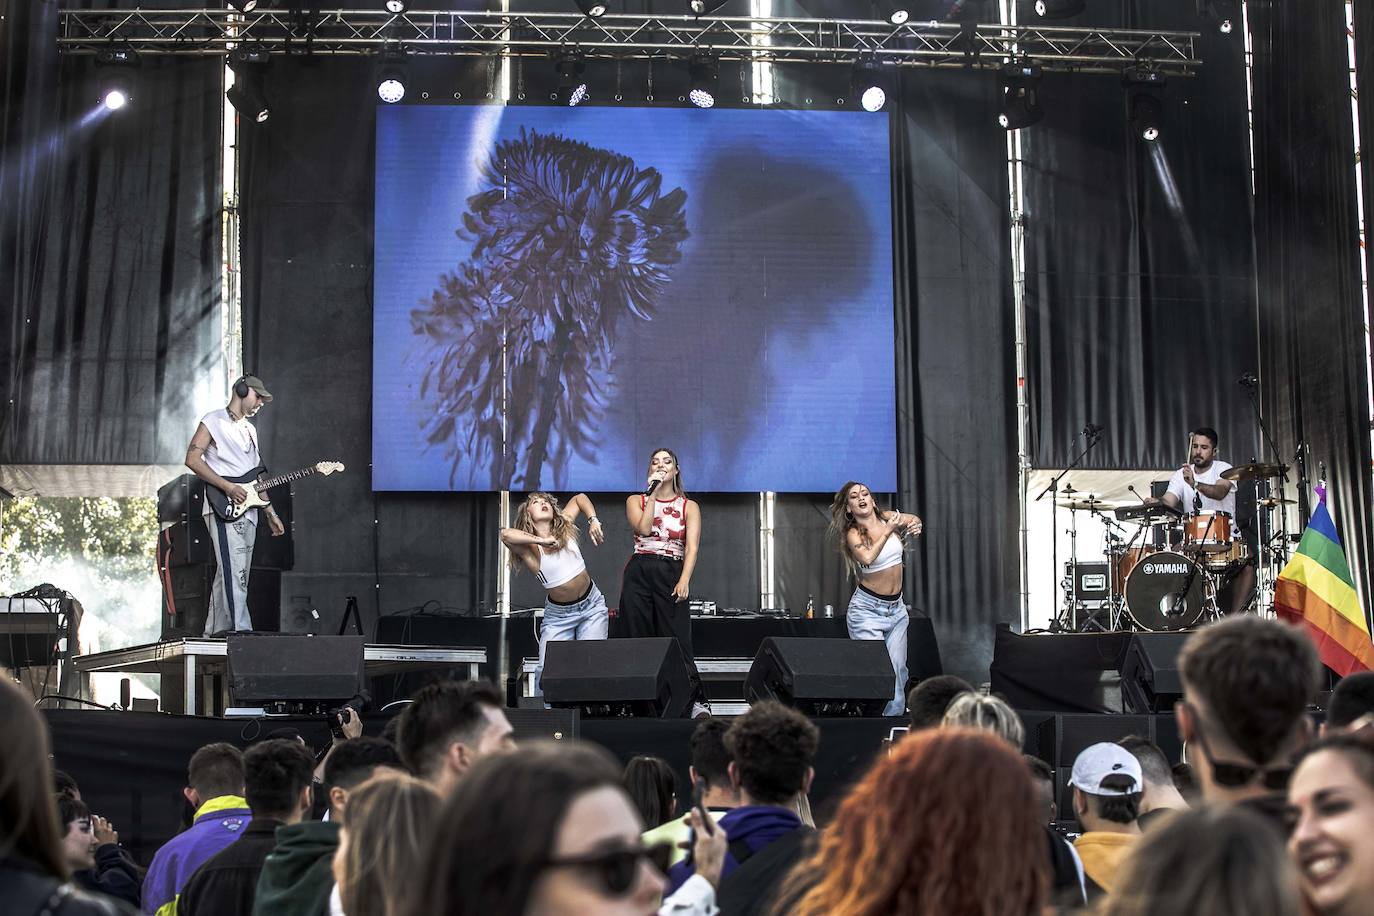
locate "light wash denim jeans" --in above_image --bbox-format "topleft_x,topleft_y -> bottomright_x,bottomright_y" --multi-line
534,582 -> 609,697
846,586 -> 909,716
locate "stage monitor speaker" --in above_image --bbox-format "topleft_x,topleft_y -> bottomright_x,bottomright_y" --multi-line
744,637 -> 893,716
227,634 -> 365,706
1036,712 -> 1155,818
542,638 -> 692,719
1120,633 -> 1189,714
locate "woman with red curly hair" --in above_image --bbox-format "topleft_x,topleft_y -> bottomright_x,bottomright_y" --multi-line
780,728 -> 1048,916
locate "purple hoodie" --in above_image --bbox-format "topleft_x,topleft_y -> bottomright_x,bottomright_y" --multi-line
142,795 -> 252,915
665,805 -> 802,895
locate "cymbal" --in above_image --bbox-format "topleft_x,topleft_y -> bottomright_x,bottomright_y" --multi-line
1222,462 -> 1289,482
1058,497 -> 1120,511
1258,497 -> 1297,507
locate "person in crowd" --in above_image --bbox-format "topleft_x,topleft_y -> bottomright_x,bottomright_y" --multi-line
0,679 -> 132,915
254,738 -> 402,916
906,675 -> 973,731
1025,755 -> 1088,906
1117,735 -> 1189,830
1068,742 -> 1142,898
1025,755 -> 1057,824
59,795 -> 140,909
624,756 -> 678,831
395,679 -> 515,795
406,741 -> 673,916
142,742 -> 250,916
1286,727 -> 1374,916
1171,762 -> 1199,804
331,771 -> 442,916
54,770 -> 82,800
500,491 -> 608,700
941,691 -> 1025,749
1100,804 -> 1302,916
619,447 -> 710,718
1177,616 -> 1321,828
179,738 -> 315,916
1326,671 -> 1374,733
643,718 -> 741,867
667,702 -> 818,916
782,728 -> 1046,916
829,480 -> 923,717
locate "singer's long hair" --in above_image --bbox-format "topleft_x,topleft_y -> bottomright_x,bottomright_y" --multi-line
509,492 -> 578,570
828,481 -> 896,574
644,447 -> 687,498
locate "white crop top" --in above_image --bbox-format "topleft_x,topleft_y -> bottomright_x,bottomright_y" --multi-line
536,539 -> 586,590
859,533 -> 904,575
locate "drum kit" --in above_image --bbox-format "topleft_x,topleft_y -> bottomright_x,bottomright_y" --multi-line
1053,461 -> 1292,633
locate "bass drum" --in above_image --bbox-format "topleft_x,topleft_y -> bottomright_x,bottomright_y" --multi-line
1125,551 -> 1210,632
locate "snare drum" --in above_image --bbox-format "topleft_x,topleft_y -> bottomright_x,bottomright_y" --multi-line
1124,551 -> 1210,631
1205,540 -> 1250,571
1182,511 -> 1233,554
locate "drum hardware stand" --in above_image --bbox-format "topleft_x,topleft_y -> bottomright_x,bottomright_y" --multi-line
1037,426 -> 1104,632
1091,505 -> 1131,631
1241,375 -> 1295,605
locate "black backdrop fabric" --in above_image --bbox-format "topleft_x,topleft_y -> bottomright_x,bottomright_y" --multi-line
1023,0 -> 1259,470
1250,0 -> 1374,618
0,2 -> 223,467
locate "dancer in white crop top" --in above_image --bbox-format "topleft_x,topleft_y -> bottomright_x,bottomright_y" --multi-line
831,480 -> 923,717
500,491 -> 608,699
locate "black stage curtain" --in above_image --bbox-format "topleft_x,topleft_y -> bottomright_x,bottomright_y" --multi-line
1024,1 -> 1258,470
1251,0 -> 1374,617
0,2 -> 222,467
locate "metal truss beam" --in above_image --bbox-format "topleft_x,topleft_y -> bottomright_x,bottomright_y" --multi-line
57,9 -> 1201,75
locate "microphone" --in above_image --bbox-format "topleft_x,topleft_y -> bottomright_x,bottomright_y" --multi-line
643,477 -> 661,499
1238,372 -> 1258,388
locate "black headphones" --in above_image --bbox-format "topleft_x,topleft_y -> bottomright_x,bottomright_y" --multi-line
233,375 -> 251,399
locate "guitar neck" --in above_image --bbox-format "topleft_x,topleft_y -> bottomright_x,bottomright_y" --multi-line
254,466 -> 318,493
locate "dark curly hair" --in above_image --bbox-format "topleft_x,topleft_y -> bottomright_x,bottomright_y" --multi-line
725,701 -> 820,806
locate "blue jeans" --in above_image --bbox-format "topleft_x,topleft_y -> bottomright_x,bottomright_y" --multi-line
534,582 -> 609,697
846,586 -> 909,716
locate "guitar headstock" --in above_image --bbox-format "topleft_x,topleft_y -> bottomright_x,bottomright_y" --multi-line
315,461 -> 346,476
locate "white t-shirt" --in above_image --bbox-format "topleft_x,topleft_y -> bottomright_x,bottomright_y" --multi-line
199,409 -> 263,521
1166,459 -> 1238,535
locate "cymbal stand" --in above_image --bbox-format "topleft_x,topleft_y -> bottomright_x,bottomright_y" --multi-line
1036,428 -> 1104,632
1091,506 -> 1130,630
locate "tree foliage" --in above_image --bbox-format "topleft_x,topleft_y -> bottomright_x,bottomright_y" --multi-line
0,497 -> 158,590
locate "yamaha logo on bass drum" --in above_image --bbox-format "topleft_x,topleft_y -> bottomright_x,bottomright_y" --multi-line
1144,561 -> 1192,575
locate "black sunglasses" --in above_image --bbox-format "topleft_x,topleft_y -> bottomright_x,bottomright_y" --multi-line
545,841 -> 674,896
1184,703 -> 1294,790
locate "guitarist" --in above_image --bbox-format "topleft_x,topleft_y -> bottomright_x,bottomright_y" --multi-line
184,374 -> 285,636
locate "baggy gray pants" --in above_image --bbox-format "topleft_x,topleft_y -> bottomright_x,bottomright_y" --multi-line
204,511 -> 258,634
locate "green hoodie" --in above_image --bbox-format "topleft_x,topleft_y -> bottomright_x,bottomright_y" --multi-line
251,820 -> 340,916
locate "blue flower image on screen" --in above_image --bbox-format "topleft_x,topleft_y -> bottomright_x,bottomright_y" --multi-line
373,105 -> 895,493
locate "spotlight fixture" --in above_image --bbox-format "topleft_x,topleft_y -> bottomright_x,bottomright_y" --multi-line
574,0 -> 608,17
1198,0 -> 1238,35
1123,66 -> 1165,142
1034,0 -> 1085,18
889,8 -> 910,25
851,60 -> 890,113
997,61 -> 1042,131
556,53 -> 588,107
226,48 -> 272,123
687,54 -> 718,109
384,0 -> 407,12
95,47 -> 140,111
375,48 -> 408,104
228,0 -> 259,12
688,0 -> 729,13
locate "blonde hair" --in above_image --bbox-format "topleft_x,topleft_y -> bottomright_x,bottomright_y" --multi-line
941,692 -> 1025,751
508,492 -> 579,571
338,771 -> 443,916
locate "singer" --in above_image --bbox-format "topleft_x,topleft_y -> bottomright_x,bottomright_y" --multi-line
499,492 -> 607,700
618,448 -> 709,717
830,481 -> 923,716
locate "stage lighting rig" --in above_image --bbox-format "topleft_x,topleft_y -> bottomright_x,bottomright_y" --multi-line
889,8 -> 910,25
556,52 -> 588,107
375,47 -> 408,103
687,54 -> 718,109
688,0 -> 729,14
384,0 -> 407,12
851,59 -> 890,113
1198,0 -> 1238,34
95,47 -> 139,111
574,0 -> 608,18
226,47 -> 271,123
228,0 -> 259,12
1123,66 -> 1165,141
997,61 -> 1042,131
1034,0 -> 1086,18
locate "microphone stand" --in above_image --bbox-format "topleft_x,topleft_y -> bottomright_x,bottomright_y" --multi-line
1243,379 -> 1294,609
1036,428 -> 1104,632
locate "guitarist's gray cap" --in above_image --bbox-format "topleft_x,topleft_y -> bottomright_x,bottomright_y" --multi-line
242,375 -> 273,402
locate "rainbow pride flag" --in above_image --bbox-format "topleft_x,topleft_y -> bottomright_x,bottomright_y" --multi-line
1275,489 -> 1374,676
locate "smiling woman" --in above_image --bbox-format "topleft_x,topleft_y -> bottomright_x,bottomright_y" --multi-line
1287,729 -> 1374,916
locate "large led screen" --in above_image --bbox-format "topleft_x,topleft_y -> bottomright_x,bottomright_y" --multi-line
373,105 -> 895,492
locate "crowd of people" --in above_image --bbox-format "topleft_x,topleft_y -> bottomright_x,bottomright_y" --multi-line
5,615 -> 1374,915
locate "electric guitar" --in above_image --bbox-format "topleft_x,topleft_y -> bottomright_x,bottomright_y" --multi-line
206,461 -> 345,521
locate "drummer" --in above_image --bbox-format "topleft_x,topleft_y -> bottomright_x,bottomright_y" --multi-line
1149,426 -> 1254,614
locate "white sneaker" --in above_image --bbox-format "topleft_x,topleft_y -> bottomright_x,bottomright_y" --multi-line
691,702 -> 712,720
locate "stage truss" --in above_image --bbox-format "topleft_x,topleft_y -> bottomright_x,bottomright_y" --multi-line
56,9 -> 1201,76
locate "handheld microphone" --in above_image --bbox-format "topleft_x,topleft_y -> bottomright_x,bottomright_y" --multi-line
644,477 -> 661,499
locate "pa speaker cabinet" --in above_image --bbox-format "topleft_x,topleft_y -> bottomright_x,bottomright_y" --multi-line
1037,713 -> 1156,817
745,637 -> 893,716
542,638 -> 692,719
1120,633 -> 1189,714
227,634 -> 365,705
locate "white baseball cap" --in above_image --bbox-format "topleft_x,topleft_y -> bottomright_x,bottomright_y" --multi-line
1069,742 -> 1143,796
